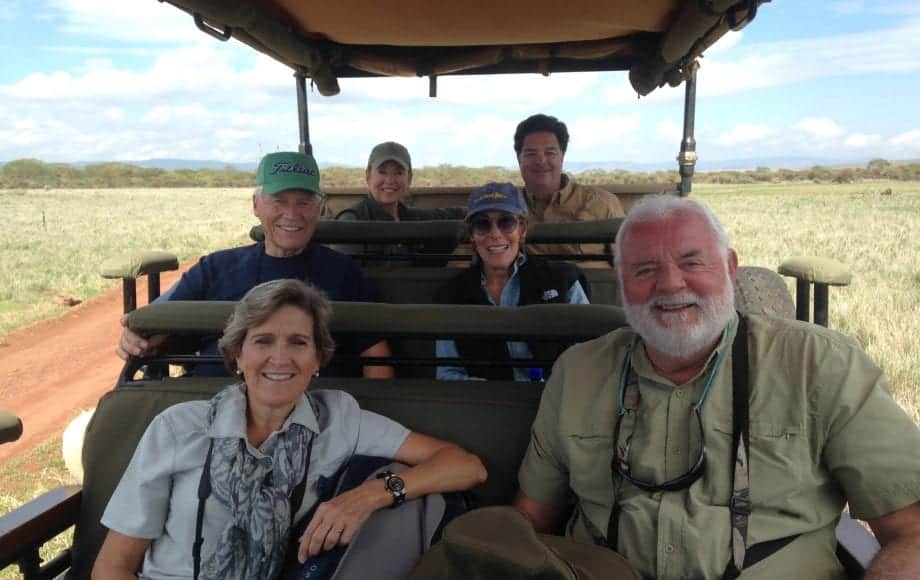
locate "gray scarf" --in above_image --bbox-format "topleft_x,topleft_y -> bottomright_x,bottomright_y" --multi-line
200,383 -> 312,580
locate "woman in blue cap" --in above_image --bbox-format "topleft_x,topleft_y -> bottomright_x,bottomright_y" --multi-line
435,182 -> 590,382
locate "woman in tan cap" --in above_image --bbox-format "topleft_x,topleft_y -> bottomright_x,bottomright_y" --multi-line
337,141 -> 463,222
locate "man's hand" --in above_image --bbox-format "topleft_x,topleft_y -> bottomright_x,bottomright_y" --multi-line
360,340 -> 394,379
115,314 -> 167,360
512,491 -> 565,533
866,501 -> 920,579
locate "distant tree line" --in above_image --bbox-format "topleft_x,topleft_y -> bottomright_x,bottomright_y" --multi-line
1,158 -> 918,189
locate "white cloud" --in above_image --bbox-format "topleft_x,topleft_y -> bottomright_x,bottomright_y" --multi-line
706,31 -> 743,55
844,133 -> 882,148
889,129 -> 920,147
335,72 -> 600,109
49,0 -> 201,43
2,46 -> 288,102
794,117 -> 845,139
602,21 -> 920,104
717,124 -> 774,146
567,113 -> 639,154
656,120 -> 682,143
709,23 -> 920,87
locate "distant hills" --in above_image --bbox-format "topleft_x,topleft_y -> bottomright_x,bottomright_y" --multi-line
2,157 -> 917,172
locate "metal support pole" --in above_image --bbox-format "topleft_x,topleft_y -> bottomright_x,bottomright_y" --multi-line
677,61 -> 699,196
123,279 -> 137,314
296,73 -> 312,155
147,272 -> 161,304
813,284 -> 830,327
794,280 -> 810,323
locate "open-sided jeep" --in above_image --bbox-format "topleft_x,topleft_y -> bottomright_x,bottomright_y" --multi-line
0,1 -> 880,578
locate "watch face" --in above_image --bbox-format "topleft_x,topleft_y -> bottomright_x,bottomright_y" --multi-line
387,475 -> 406,493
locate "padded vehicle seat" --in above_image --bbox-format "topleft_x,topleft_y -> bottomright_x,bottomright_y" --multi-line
68,377 -> 539,579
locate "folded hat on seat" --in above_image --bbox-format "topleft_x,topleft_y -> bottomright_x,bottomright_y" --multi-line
407,506 -> 641,580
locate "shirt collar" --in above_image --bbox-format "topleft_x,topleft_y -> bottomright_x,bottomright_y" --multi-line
208,383 -> 321,440
478,252 -> 527,285
523,172 -> 575,209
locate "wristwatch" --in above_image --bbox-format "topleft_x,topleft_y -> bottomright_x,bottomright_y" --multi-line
376,470 -> 407,507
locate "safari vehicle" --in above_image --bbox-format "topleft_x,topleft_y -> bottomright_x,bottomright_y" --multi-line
0,1 -> 877,578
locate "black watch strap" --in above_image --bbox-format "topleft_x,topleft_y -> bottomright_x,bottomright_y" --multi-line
376,470 -> 407,507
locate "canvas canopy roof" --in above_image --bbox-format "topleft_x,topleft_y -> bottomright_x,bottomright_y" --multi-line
161,0 -> 767,96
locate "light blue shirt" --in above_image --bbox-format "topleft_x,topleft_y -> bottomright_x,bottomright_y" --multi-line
436,254 -> 589,382
101,385 -> 409,580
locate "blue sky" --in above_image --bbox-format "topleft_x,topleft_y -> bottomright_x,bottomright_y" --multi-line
1,0 -> 919,168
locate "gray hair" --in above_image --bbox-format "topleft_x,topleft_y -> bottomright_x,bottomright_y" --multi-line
614,195 -> 731,275
218,279 -> 336,373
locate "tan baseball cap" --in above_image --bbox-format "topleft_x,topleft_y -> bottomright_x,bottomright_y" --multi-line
368,141 -> 412,172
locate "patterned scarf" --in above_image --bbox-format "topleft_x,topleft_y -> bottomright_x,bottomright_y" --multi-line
200,383 -> 311,580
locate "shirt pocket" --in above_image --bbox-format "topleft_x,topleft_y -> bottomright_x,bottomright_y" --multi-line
565,434 -> 614,511
712,420 -> 807,506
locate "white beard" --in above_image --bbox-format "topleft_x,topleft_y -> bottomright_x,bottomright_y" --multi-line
624,275 -> 736,361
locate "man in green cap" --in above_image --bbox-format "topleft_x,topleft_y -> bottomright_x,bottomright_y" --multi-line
117,151 -> 393,378
514,195 -> 920,578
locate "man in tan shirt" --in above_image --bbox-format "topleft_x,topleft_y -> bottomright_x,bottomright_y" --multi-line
514,195 -> 920,579
514,114 -> 625,265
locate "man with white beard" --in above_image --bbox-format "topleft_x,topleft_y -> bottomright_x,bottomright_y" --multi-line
511,195 -> 920,579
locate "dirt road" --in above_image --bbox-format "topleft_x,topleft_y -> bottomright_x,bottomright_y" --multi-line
0,267 -> 188,466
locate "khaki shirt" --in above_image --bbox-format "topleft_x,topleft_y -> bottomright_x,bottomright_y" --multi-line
519,314 -> 920,580
524,174 -> 625,268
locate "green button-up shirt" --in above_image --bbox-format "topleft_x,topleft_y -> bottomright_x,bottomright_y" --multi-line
518,313 -> 920,579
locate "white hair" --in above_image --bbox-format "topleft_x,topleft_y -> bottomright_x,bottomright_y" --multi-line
614,194 -> 731,275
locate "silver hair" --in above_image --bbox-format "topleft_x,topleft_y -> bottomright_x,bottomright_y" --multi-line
218,279 -> 336,373
614,195 -> 731,276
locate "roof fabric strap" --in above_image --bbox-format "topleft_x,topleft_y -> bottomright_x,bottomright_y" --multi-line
723,314 -> 750,579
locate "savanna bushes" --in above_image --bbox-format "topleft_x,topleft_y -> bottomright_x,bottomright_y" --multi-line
1,158 -> 918,189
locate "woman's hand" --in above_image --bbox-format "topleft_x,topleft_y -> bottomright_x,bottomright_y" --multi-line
296,433 -> 487,562
296,480 -> 391,561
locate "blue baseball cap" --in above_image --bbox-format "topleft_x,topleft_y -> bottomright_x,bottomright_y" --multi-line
466,182 -> 528,219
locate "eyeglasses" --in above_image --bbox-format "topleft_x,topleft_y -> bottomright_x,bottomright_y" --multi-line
610,330 -> 730,493
612,402 -> 707,492
470,214 -> 520,235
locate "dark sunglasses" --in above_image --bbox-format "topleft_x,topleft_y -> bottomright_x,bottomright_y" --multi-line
470,214 -> 520,235
612,404 -> 706,492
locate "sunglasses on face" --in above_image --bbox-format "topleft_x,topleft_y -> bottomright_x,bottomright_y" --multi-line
470,214 -> 521,235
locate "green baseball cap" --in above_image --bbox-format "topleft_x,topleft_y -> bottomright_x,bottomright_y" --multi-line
256,151 -> 322,196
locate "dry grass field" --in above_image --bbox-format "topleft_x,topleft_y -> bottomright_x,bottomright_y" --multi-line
0,181 -> 917,575
0,188 -> 255,335
2,181 -> 915,417
696,181 -> 920,423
